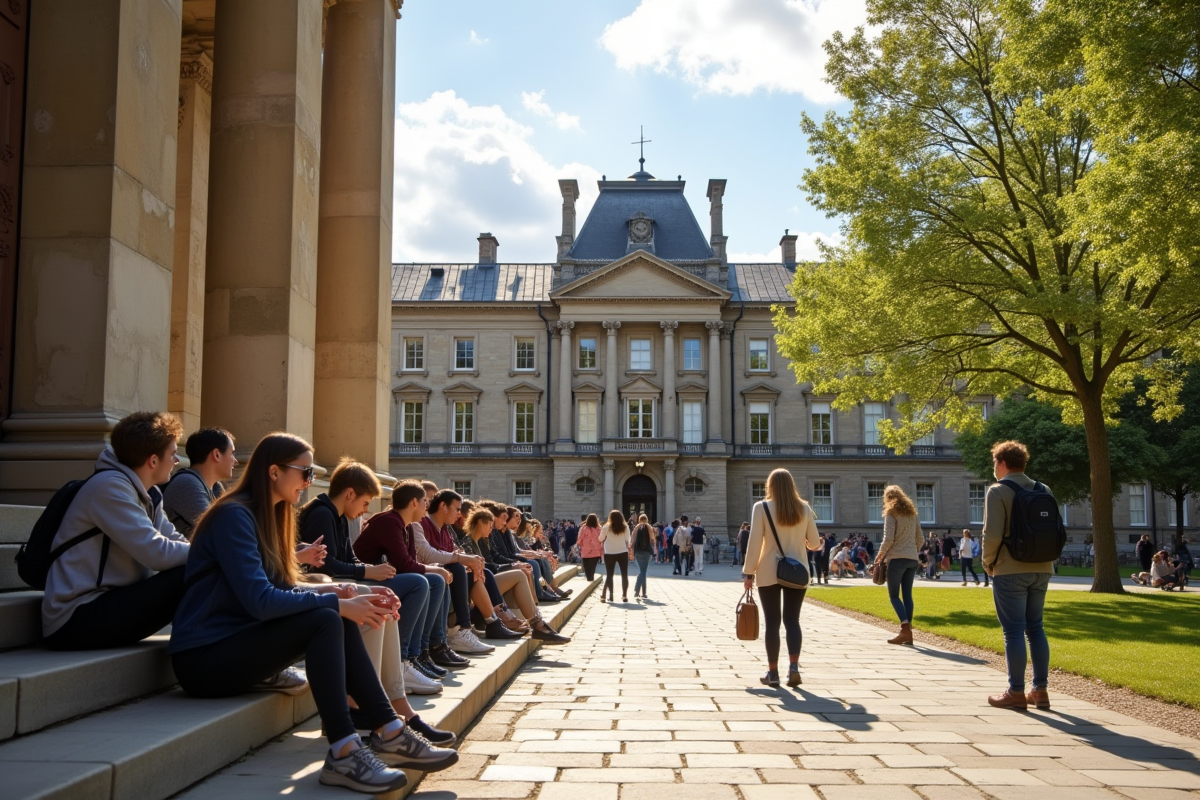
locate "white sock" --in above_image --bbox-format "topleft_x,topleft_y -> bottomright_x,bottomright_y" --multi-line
331,734 -> 361,757
379,719 -> 404,739
486,614 -> 498,623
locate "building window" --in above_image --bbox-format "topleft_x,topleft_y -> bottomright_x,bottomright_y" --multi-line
968,483 -> 986,525
749,338 -> 770,371
403,338 -> 424,371
513,401 -> 535,444
453,480 -> 472,497
867,482 -> 885,523
402,401 -> 424,444
684,477 -> 705,495
578,338 -> 597,369
1129,483 -> 1148,526
630,338 -> 651,370
972,401 -> 989,420
577,399 -> 598,443
915,483 -> 935,523
749,402 -> 771,445
575,476 -> 596,494
751,482 -> 767,503
913,406 -> 935,447
1167,499 -> 1188,528
811,402 -> 832,445
682,401 -> 703,443
513,481 -> 533,514
812,483 -> 833,523
515,338 -> 536,371
864,402 -> 886,446
627,399 -> 654,438
683,338 -> 702,371
454,338 -> 475,370
453,401 -> 474,443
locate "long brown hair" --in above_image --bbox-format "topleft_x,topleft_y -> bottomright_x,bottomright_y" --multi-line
584,513 -> 599,528
764,468 -> 806,526
882,485 -> 917,517
464,507 -> 494,539
606,509 -> 627,535
193,432 -> 310,586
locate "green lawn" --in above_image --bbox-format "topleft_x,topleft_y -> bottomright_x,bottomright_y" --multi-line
1053,565 -> 1140,579
810,585 -> 1200,708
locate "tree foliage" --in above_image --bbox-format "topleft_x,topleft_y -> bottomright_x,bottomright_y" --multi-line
776,0 -> 1200,592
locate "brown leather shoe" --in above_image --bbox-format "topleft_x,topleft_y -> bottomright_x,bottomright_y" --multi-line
887,623 -> 913,646
988,689 -> 1028,710
1027,688 -> 1050,710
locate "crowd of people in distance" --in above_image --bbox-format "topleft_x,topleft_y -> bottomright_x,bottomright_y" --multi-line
1132,533 -> 1192,590
37,411 -> 572,795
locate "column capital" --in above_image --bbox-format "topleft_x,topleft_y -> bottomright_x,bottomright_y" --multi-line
555,320 -> 575,334
603,458 -> 616,471
663,459 -> 676,471
602,321 -> 622,333
660,320 -> 678,334
179,50 -> 213,95
705,320 -> 725,334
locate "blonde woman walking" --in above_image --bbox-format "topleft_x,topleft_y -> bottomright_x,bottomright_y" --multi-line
599,510 -> 631,603
742,469 -> 822,687
873,485 -> 925,645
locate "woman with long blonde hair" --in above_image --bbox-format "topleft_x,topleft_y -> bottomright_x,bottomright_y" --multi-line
631,513 -> 655,600
171,434 -> 457,792
599,509 -> 631,603
873,485 -> 925,645
742,469 -> 822,687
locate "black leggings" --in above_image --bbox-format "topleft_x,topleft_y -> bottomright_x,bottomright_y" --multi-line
444,562 -> 472,627
583,556 -> 600,582
172,608 -> 396,744
604,552 -> 629,598
45,566 -> 185,650
757,583 -> 806,664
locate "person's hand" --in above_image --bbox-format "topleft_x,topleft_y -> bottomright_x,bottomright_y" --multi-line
338,595 -> 390,629
367,586 -> 401,619
364,562 -> 396,581
743,575 -> 754,591
315,582 -> 359,599
429,565 -> 453,584
296,536 -> 327,567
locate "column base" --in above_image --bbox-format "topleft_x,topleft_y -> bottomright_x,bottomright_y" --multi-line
0,412 -> 119,503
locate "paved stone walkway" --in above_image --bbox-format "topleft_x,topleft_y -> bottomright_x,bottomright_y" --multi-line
415,565 -> 1200,800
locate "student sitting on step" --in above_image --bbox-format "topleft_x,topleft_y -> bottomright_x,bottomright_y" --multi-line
162,426 -> 236,539
43,411 -> 191,650
169,433 -> 458,794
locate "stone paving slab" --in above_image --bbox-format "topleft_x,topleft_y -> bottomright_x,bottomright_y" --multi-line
413,566 -> 1200,799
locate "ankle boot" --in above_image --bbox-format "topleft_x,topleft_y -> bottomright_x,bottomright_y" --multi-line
888,622 -> 913,645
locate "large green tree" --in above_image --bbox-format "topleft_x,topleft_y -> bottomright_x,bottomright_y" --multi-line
777,0 -> 1200,592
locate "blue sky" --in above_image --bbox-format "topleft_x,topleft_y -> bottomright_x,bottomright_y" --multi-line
391,0 -> 866,264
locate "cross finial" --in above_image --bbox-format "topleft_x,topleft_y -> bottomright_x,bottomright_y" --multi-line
632,125 -> 651,170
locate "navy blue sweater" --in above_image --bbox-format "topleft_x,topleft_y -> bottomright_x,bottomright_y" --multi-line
169,501 -> 338,654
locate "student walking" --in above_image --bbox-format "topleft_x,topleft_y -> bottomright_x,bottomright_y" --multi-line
577,514 -> 603,581
873,486 -> 925,645
960,529 -> 981,585
632,514 -> 655,600
741,469 -> 822,688
599,510 -> 631,603
983,440 -> 1058,711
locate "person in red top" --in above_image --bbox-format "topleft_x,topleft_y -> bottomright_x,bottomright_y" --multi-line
577,513 -> 603,581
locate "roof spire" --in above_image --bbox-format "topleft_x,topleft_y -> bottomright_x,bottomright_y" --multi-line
633,125 -> 651,171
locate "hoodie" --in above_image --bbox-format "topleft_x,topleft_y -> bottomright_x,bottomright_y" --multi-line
43,447 -> 190,636
297,493 -> 366,580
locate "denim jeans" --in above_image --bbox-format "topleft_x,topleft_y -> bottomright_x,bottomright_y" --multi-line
370,572 -> 430,660
420,571 -> 448,650
886,558 -> 918,624
992,572 -> 1051,692
634,551 -> 652,596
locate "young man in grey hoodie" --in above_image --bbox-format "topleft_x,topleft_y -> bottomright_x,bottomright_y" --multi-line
43,412 -> 191,650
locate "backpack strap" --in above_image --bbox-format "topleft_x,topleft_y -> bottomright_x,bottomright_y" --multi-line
986,479 -> 1025,570
762,504 -> 788,559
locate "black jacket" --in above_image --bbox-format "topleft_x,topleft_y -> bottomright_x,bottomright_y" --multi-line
298,493 -> 366,580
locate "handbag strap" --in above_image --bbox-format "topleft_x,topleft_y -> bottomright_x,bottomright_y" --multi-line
740,587 -> 756,606
762,504 -> 789,560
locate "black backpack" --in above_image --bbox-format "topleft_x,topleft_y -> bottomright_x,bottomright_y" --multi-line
15,469 -> 120,591
998,478 -> 1067,563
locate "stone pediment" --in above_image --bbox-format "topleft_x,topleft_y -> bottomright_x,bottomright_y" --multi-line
550,251 -> 731,302
392,380 -> 431,399
740,381 -> 782,398
572,379 -> 606,395
619,376 -> 663,396
675,380 -> 709,395
443,381 -> 484,399
504,381 -> 544,400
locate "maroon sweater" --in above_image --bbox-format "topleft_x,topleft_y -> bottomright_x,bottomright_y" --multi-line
420,515 -> 456,554
354,510 -> 426,574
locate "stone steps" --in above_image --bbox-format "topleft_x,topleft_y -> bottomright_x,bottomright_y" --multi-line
0,504 -> 41,592
0,592 -> 41,651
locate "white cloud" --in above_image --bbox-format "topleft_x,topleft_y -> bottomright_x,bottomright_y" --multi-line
520,90 -> 582,131
601,0 -> 868,102
469,30 -> 488,45
392,90 -> 600,263
728,230 -> 842,262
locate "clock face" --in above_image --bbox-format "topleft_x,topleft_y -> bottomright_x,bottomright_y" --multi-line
630,219 -> 652,243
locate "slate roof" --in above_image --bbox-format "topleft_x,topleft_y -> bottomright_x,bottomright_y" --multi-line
728,263 -> 798,303
567,176 -> 714,262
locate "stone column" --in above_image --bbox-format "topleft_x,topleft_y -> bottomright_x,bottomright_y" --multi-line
169,43 -> 214,434
664,458 -> 676,525
603,458 -> 616,514
660,321 -> 678,440
312,0 -> 399,474
202,0 -> 324,447
603,321 -> 621,439
706,321 -> 724,442
556,320 -> 574,441
0,0 -> 183,501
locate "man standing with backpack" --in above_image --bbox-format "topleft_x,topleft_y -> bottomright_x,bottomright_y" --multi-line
982,440 -> 1063,711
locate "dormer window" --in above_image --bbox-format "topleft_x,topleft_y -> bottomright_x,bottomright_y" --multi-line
626,212 -> 655,254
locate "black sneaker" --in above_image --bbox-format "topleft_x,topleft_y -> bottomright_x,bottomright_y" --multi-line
485,618 -> 526,640
408,714 -> 457,745
760,670 -> 780,687
430,642 -> 472,669
537,593 -> 562,604
531,617 -> 571,645
370,725 -> 459,772
320,744 -> 408,793
416,651 -> 448,679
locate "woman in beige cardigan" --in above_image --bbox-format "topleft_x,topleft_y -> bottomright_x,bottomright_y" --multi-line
742,469 -> 822,687
872,485 -> 925,645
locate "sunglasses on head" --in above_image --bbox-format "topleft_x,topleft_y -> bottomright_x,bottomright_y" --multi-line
281,464 -> 315,482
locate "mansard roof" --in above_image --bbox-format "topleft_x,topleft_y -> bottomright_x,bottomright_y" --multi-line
728,263 -> 798,303
567,176 -> 714,262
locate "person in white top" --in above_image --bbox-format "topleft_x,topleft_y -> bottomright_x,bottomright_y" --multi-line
742,469 -> 822,688
598,510 -> 632,603
959,529 -> 981,585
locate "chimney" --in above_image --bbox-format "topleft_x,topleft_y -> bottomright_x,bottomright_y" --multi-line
780,230 -> 798,266
707,179 -> 728,263
556,179 -> 580,260
478,232 -> 499,265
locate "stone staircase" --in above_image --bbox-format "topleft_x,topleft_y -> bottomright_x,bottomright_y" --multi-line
0,504 -> 596,799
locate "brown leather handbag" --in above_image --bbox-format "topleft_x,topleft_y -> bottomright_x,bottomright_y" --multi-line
736,588 -> 759,641
870,560 -> 888,585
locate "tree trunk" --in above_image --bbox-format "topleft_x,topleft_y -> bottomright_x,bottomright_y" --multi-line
1081,390 -> 1125,593
1176,493 -> 1186,549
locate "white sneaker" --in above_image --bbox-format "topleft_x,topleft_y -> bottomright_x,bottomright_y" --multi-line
402,660 -> 443,695
448,626 -> 495,655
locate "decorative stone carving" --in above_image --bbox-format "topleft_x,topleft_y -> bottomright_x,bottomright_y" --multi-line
705,320 -> 725,334
179,56 -> 213,93
628,212 -> 653,244
602,320 -> 622,332
663,459 -> 677,471
660,321 -> 678,333
556,320 -> 575,335
602,458 -> 616,471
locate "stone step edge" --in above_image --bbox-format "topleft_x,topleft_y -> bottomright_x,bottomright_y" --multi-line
0,592 -> 41,651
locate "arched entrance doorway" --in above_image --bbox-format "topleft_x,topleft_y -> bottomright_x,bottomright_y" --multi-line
622,474 -> 657,523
